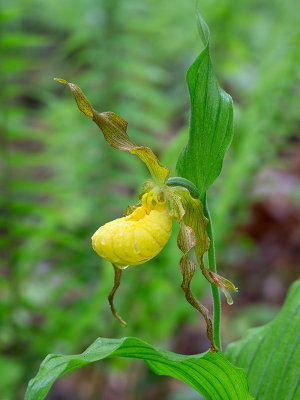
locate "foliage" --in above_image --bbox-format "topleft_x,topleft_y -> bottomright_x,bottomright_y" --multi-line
1,0 -> 299,399
1,2 -> 198,397
24,7 -> 255,400
176,14 -> 233,200
226,278 -> 300,400
26,337 -> 251,400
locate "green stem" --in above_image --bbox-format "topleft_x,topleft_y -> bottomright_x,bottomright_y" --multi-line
203,195 -> 222,351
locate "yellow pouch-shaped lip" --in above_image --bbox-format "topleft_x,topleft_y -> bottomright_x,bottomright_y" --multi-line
92,193 -> 172,267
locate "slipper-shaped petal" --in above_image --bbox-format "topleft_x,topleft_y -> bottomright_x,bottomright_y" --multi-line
92,190 -> 172,267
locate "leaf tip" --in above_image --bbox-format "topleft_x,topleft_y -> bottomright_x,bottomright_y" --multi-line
195,7 -> 210,45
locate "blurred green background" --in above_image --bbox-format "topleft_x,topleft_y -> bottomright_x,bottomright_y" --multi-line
1,0 -> 299,399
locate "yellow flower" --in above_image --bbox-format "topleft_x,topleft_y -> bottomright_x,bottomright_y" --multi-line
55,78 -> 237,352
92,189 -> 172,267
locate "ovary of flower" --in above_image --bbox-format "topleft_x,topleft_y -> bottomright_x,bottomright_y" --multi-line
92,190 -> 172,267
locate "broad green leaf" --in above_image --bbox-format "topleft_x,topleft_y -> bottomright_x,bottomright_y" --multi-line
26,336 -> 252,400
226,279 -> 300,400
54,78 -> 169,184
176,14 -> 233,199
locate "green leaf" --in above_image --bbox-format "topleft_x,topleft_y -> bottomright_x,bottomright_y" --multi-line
176,14 -> 233,199
26,336 -> 252,400
226,279 -> 300,400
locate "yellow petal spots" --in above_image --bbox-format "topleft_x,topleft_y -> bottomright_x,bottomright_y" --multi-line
92,189 -> 172,267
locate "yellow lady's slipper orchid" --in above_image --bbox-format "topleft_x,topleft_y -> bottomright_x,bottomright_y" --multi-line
55,78 -> 237,352
92,189 -> 172,267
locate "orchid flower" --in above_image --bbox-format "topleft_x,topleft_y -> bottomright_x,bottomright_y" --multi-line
55,78 -> 237,352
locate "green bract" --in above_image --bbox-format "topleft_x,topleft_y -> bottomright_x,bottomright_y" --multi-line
176,15 -> 234,200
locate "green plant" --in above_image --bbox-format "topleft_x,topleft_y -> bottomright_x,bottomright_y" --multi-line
23,11 -> 299,400
1,2 -> 202,397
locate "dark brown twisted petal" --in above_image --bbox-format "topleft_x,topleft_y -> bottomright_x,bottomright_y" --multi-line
177,218 -> 216,352
171,186 -> 237,305
108,264 -> 127,327
166,185 -> 216,350
171,186 -> 210,268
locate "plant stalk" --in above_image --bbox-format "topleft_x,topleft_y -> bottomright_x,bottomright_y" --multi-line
203,195 -> 222,351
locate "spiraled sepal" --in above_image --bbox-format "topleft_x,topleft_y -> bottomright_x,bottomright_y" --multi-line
108,264 -> 127,327
54,78 -> 169,184
177,220 -> 217,352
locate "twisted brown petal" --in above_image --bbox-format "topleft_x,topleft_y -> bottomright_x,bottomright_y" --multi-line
177,217 -> 216,352
54,79 -> 169,184
171,186 -> 237,304
108,264 -> 127,327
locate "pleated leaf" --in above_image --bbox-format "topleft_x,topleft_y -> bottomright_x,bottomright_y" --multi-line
26,337 -> 252,400
226,279 -> 300,400
176,14 -> 233,199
